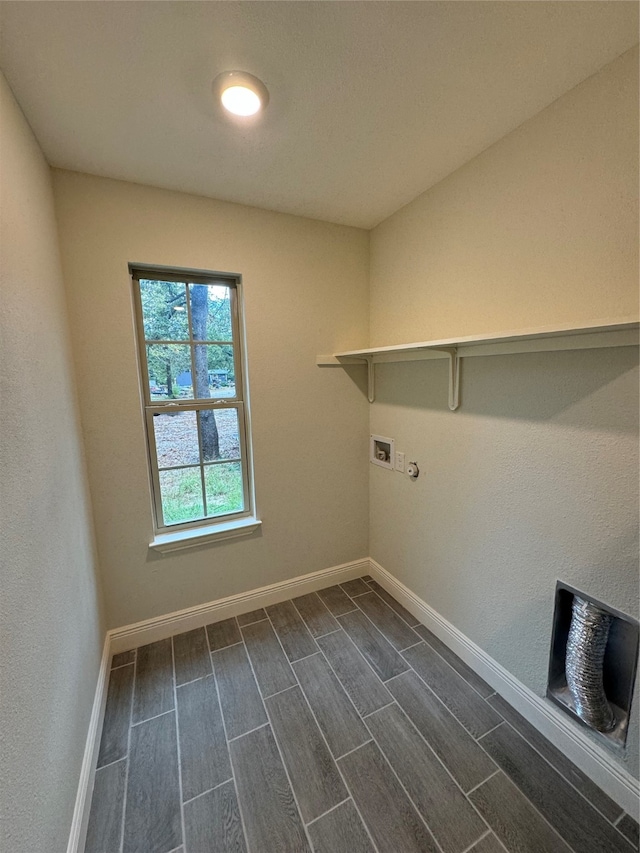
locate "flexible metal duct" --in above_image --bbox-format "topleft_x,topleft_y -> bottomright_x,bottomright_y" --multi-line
565,596 -> 615,732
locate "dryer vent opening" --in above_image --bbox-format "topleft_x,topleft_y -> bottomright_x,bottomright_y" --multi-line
547,583 -> 639,747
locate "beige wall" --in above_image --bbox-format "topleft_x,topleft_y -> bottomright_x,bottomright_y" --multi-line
371,47 -> 638,344
0,74 -> 104,850
368,48 -> 639,779
52,171 -> 370,629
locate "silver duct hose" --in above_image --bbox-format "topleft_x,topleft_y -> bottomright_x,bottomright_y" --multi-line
565,596 -> 615,732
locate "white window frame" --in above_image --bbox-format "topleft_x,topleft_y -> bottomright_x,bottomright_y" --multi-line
130,264 -> 260,552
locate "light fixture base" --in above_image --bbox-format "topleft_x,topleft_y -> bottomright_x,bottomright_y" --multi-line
213,70 -> 269,117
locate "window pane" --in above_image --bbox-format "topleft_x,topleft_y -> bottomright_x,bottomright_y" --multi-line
152,411 -> 200,468
189,283 -> 233,341
192,344 -> 236,399
146,344 -> 193,400
198,408 -> 241,461
159,467 -> 204,525
140,279 -> 188,340
204,462 -> 244,516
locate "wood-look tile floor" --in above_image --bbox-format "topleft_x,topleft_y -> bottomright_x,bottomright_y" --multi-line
85,577 -> 639,853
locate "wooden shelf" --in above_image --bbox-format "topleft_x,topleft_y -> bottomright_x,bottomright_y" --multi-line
317,318 -> 639,409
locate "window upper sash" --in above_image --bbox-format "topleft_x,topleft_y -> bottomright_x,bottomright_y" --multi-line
131,270 -> 243,408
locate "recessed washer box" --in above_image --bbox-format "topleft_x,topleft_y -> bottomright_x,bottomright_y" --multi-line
370,435 -> 395,469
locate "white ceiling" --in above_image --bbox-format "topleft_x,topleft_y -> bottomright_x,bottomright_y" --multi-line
0,2 -> 637,228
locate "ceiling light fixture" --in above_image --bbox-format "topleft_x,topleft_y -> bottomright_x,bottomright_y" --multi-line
213,71 -> 269,117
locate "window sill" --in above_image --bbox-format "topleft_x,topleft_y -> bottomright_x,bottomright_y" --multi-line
149,516 -> 262,554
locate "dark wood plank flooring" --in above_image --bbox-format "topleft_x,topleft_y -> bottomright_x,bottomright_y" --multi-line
212,642 -> 268,740
307,799 -> 375,853
97,663 -> 134,767
183,781 -> 247,853
292,651 -> 370,758
176,674 -> 231,801
173,627 -> 212,685
87,576 -> 635,853
265,685 -> 347,822
317,584 -> 357,616
292,592 -> 340,638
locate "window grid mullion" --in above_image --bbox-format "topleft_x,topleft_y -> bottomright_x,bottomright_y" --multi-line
195,410 -> 208,517
132,280 -> 153,408
185,283 -> 209,521
145,408 -> 167,528
156,457 -> 242,473
184,282 -> 199,410
236,400 -> 251,516
145,400 -> 240,415
230,288 -> 242,404
199,461 -> 208,519
143,339 -> 233,346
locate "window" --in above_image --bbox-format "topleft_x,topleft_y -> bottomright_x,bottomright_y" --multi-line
131,265 -> 257,549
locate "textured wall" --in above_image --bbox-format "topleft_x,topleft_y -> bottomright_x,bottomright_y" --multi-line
371,351 -> 639,777
371,47 -> 638,344
369,49 -> 639,779
0,74 -> 104,851
52,171 -> 370,629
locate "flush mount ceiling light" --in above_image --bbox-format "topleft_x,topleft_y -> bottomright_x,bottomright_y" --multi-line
213,70 -> 269,117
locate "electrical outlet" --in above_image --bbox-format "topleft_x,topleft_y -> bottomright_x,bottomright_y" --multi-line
395,452 -> 405,472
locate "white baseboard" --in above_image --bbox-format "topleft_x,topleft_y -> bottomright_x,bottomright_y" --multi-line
66,635 -> 112,853
369,558 -> 639,816
109,558 -> 370,653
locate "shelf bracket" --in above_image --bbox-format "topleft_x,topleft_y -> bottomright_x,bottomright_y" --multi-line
366,356 -> 375,403
432,347 -> 460,411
